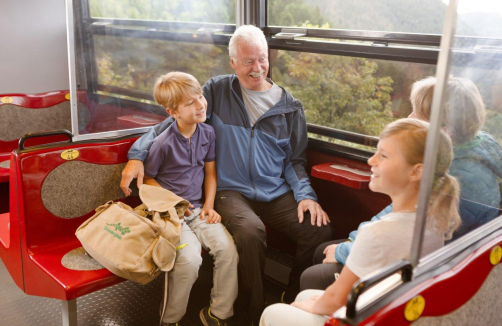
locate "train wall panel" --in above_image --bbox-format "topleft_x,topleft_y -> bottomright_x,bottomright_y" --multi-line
412,263 -> 502,325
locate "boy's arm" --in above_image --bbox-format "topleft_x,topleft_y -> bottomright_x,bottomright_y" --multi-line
203,161 -> 217,208
121,118 -> 174,196
202,161 -> 221,223
127,118 -> 174,161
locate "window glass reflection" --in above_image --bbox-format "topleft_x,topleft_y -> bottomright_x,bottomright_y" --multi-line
420,1 -> 502,254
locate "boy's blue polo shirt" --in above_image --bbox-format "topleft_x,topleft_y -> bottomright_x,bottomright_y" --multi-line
144,122 -> 216,208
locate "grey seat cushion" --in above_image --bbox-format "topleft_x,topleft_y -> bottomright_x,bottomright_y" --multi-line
41,161 -> 138,218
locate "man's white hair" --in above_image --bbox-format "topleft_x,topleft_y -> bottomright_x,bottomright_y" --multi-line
228,25 -> 268,59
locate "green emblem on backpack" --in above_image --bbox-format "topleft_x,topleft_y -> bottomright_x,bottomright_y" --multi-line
104,222 -> 131,239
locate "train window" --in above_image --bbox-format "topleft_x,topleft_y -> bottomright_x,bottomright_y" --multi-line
270,50 -> 436,150
67,0 -> 235,140
268,0 -> 445,34
265,0 -> 443,152
89,0 -> 236,24
93,37 -> 232,96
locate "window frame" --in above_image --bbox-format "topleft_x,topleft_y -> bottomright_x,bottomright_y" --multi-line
68,0 -> 502,145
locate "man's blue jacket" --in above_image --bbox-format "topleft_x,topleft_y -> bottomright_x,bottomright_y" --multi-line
128,74 -> 317,203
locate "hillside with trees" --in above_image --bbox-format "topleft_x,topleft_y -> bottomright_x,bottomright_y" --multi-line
286,0 -> 446,34
89,0 -> 500,144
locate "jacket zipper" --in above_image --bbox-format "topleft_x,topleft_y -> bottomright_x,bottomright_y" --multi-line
231,78 -> 302,201
249,126 -> 256,200
246,106 -> 300,202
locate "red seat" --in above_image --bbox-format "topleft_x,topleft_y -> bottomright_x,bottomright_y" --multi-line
27,239 -> 121,300
0,155 -> 9,183
0,136 -> 139,325
0,90 -> 73,185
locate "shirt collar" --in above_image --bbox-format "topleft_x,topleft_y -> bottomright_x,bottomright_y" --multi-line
171,120 -> 199,141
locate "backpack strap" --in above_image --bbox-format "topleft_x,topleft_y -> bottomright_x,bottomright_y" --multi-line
159,207 -> 181,325
159,272 -> 169,325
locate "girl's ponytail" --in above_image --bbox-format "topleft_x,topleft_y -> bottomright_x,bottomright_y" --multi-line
428,173 -> 461,240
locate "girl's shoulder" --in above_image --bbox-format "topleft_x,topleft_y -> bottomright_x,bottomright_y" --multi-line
360,212 -> 415,238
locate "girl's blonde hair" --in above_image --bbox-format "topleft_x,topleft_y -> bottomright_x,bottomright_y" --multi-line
153,72 -> 202,110
410,76 -> 486,145
380,118 -> 461,239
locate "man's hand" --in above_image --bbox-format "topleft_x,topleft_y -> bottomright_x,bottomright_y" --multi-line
322,244 -> 338,264
120,160 -> 145,196
297,199 -> 330,227
201,206 -> 222,224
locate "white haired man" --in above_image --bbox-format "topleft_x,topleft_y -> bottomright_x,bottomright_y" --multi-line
120,25 -> 333,325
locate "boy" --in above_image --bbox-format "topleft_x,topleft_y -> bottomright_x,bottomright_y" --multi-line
143,72 -> 238,326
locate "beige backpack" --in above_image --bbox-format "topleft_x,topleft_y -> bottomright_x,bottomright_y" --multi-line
76,184 -> 188,285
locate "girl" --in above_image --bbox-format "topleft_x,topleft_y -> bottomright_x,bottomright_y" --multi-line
260,118 -> 461,326
301,76 -> 501,293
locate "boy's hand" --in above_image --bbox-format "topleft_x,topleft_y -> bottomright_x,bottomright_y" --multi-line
201,206 -> 221,224
322,244 -> 338,264
184,203 -> 195,217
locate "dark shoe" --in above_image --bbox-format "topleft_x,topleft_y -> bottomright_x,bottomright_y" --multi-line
200,306 -> 228,326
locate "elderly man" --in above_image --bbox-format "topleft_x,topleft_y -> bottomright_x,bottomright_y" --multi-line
120,25 -> 333,324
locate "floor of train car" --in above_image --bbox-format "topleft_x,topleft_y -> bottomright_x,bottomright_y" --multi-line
0,254 -> 285,326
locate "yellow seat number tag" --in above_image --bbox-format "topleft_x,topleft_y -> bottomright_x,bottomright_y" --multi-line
404,295 -> 425,322
61,149 -> 79,161
490,246 -> 502,265
1,96 -> 13,104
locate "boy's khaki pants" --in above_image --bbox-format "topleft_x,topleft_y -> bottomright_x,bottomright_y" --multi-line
162,208 -> 238,323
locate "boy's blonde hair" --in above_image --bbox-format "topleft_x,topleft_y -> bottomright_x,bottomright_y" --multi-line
410,76 -> 486,145
380,118 -> 461,240
153,72 -> 202,110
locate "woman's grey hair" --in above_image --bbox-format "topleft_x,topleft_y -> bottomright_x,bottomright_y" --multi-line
444,76 -> 486,144
410,76 -> 486,144
228,25 -> 268,59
